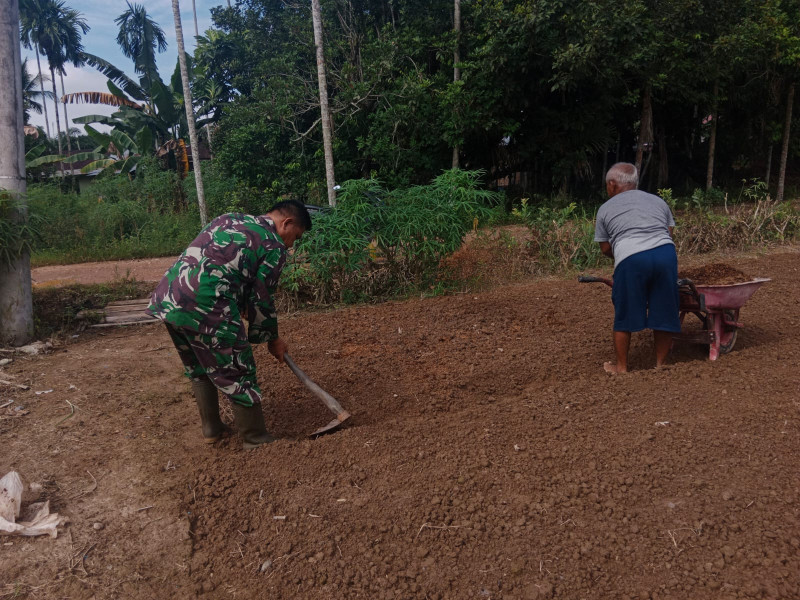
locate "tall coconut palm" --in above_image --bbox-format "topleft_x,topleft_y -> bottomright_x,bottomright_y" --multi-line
19,0 -> 88,157
19,0 -> 51,138
56,8 -> 88,153
311,0 -> 336,206
172,0 -> 208,226
115,1 -> 167,93
21,57 -> 54,125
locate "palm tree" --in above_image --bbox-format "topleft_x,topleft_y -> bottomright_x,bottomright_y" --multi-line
56,6 -> 89,154
172,0 -> 208,226
21,57 -> 54,125
115,1 -> 167,92
20,0 -> 52,138
311,0 -> 336,206
19,0 -> 88,157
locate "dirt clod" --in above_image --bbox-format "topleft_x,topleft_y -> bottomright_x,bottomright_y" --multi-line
679,263 -> 752,285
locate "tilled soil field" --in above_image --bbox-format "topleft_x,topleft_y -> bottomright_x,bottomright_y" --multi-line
2,249 -> 799,600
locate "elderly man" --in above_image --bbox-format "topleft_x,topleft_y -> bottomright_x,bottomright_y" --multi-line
147,200 -> 312,448
594,163 -> 680,373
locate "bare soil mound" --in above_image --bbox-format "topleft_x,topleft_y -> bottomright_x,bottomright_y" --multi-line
2,249 -> 799,599
679,263 -> 753,285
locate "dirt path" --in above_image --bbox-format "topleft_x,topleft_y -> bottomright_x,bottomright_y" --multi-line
31,256 -> 177,288
3,249 -> 799,599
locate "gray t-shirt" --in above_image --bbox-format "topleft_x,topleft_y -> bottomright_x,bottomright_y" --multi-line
594,189 -> 675,269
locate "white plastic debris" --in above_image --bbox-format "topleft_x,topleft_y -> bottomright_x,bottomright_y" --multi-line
35,389 -> 53,395
0,472 -> 65,538
17,341 -> 51,355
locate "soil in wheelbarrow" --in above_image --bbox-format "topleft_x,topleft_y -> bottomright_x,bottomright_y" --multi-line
2,248 -> 800,600
679,262 -> 752,285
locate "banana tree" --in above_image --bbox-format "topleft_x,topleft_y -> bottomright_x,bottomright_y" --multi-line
63,54 -> 189,148
27,126 -> 149,178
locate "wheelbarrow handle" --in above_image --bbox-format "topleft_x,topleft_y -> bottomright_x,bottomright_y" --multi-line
578,275 -> 613,287
284,353 -> 349,419
677,278 -> 705,312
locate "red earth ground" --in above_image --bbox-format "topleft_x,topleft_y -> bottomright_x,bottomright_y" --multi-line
31,257 -> 175,288
2,248 -> 799,599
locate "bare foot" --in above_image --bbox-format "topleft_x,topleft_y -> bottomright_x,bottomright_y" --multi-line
604,361 -> 627,374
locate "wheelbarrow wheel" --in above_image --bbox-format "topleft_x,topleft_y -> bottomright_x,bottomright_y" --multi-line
719,309 -> 738,354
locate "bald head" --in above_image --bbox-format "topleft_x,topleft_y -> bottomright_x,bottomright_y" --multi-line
605,162 -> 638,198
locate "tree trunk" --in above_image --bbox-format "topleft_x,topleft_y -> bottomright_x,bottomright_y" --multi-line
765,143 -> 773,188
601,141 -> 608,187
49,66 -> 62,158
192,0 -> 199,37
451,0 -> 461,169
776,82 -> 794,204
0,0 -> 34,345
172,0 -> 209,226
311,0 -> 337,207
59,71 -> 71,153
34,46 -> 51,138
658,127 -> 668,189
635,84 -> 652,177
705,80 -> 718,191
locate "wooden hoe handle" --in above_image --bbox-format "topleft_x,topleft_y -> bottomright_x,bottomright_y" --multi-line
284,353 -> 349,419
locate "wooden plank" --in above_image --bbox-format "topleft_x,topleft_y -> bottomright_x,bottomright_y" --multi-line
107,299 -> 151,307
103,313 -> 158,324
105,305 -> 150,315
90,320 -> 159,328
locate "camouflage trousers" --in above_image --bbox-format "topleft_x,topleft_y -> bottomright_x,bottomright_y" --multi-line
164,324 -> 263,407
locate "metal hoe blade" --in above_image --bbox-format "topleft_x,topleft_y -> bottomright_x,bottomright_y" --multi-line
310,411 -> 352,438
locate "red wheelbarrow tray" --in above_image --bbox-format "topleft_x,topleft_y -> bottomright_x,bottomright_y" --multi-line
579,275 -> 771,361
691,278 -> 771,310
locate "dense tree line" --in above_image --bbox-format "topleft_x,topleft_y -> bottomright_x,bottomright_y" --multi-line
204,0 -> 800,202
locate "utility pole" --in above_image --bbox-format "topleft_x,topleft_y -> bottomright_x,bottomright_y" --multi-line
311,0 -> 336,207
0,0 -> 34,345
172,0 -> 209,227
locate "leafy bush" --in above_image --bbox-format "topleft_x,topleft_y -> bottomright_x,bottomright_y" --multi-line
522,200 -> 604,272
284,170 -> 501,303
27,163 -> 200,266
0,190 -> 40,265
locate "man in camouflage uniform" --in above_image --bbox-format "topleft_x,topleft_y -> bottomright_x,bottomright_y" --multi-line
147,200 -> 312,449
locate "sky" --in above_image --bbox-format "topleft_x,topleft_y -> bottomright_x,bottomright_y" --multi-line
23,0 -> 225,136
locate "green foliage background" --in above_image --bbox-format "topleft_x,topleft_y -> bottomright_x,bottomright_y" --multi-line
203,0 -> 800,202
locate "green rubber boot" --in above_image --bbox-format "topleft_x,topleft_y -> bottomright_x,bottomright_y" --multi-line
231,402 -> 276,450
191,377 -> 228,443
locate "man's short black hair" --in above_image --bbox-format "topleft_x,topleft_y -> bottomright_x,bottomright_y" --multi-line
269,200 -> 313,231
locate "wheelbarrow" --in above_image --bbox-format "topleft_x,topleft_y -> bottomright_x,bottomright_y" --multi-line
578,275 -> 770,360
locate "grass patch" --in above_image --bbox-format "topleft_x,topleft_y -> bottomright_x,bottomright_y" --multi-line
32,276 -> 154,339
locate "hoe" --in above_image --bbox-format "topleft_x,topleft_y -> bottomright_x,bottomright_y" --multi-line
284,354 -> 351,437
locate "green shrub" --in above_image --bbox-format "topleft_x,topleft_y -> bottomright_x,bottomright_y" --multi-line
284,169 -> 501,303
0,190 -> 40,265
523,201 -> 604,272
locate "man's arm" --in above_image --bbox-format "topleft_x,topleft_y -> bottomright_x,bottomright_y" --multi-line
594,208 -> 612,258
246,248 -> 285,347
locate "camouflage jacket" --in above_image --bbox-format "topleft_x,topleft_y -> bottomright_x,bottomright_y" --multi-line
146,213 -> 287,345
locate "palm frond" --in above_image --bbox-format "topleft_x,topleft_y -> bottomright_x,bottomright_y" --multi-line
61,91 -> 142,109
80,52 -> 146,101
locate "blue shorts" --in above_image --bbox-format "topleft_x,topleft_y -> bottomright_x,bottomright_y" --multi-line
612,244 -> 681,333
